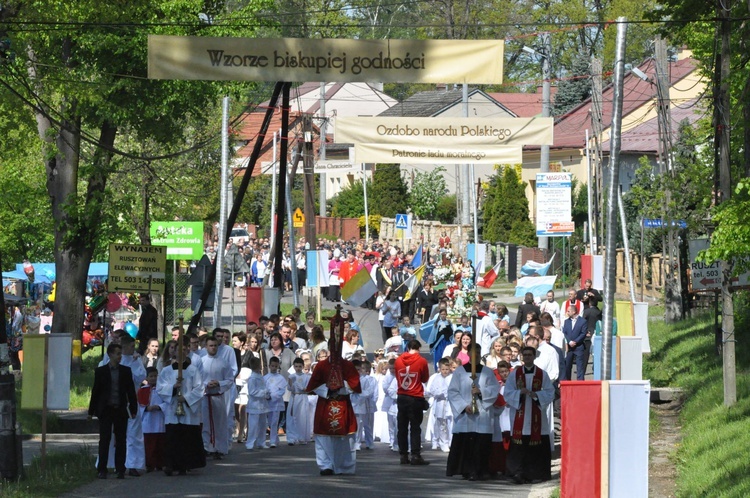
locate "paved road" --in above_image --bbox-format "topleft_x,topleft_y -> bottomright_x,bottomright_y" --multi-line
55,436 -> 555,498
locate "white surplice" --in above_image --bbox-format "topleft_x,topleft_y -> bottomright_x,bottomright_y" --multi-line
157,363 -> 204,426
200,354 -> 235,454
448,366 -> 499,435
425,372 -> 453,451
503,366 -> 555,436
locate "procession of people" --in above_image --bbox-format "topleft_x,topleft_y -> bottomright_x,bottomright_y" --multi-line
84,232 -> 606,488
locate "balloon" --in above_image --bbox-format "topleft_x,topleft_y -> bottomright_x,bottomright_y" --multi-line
106,293 -> 122,313
124,321 -> 138,338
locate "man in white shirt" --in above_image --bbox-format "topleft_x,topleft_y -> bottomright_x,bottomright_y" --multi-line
538,291 -> 561,329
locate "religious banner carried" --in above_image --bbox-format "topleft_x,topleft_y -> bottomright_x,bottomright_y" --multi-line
353,143 -> 522,165
148,36 -> 504,84
335,117 -> 553,146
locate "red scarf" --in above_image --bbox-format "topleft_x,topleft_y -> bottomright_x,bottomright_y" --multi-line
512,365 -> 543,445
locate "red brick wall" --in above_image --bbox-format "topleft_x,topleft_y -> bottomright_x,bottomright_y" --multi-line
316,216 -> 360,241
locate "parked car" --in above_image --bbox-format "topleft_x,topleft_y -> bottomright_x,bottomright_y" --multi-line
229,228 -> 251,246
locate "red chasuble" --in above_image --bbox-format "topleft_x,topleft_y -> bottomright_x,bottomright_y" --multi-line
306,358 -> 362,436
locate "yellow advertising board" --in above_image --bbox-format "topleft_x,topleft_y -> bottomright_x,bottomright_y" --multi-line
108,244 -> 167,294
353,143 -> 522,165
148,36 -> 504,84
336,117 -> 553,146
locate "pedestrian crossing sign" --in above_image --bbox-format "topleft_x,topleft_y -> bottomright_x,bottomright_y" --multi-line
395,213 -> 409,230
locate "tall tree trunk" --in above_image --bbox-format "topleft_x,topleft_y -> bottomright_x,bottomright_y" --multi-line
35,86 -> 117,371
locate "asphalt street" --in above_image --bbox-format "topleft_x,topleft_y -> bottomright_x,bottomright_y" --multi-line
56,436 -> 555,498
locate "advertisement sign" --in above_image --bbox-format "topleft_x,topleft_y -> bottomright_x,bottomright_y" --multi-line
336,117 -> 553,146
354,143 -> 521,165
108,244 -> 167,294
688,238 -> 750,291
148,36 -> 504,84
150,221 -> 204,260
536,173 -> 573,237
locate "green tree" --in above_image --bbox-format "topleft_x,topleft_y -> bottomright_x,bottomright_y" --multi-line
483,166 -> 536,246
0,0 -> 272,369
370,164 -> 409,218
552,56 -> 592,116
409,166 -> 447,220
435,194 -> 458,224
330,179 -> 367,218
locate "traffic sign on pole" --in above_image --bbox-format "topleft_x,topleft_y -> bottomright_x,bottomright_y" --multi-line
395,213 -> 409,230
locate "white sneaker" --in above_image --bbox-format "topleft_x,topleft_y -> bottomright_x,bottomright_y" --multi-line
270,443 -> 277,448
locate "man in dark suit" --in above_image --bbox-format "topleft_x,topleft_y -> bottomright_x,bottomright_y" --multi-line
136,294 -> 158,354
88,343 -> 138,479
562,305 -> 588,381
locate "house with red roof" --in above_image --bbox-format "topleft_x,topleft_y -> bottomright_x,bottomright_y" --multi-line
510,49 -> 705,224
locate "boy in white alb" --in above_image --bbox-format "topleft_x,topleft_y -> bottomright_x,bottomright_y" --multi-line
425,357 -> 453,452
264,357 -> 287,448
243,357 -> 269,450
381,358 -> 399,451
139,367 -> 167,472
286,358 -> 312,445
352,360 -> 378,451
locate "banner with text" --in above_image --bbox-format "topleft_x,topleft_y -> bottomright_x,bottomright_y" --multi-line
536,173 -> 574,237
354,143 -> 522,165
108,244 -> 167,294
336,117 -> 553,146
148,36 -> 504,84
150,221 -> 204,260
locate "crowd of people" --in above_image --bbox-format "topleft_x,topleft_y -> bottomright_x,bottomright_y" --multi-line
88,262 -> 604,485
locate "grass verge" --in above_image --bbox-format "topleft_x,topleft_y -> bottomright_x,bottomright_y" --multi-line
643,310 -> 750,497
0,448 -> 95,497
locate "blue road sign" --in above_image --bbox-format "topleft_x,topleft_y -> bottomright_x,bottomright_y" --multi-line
395,213 -> 409,230
642,218 -> 687,229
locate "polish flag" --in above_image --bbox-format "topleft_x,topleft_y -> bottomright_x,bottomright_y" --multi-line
477,262 -> 503,288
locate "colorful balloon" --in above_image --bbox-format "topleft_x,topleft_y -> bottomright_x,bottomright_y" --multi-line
124,321 -> 138,338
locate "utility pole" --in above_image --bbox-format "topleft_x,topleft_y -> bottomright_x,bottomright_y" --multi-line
714,0 -> 736,406
461,84 -> 471,227
303,114 -> 317,248
273,85 -> 291,290
538,31 -> 551,251
590,57 -> 604,254
601,17 -> 628,381
214,96 -> 230,327
654,36 -> 683,322
319,83 -> 327,218
0,251 -> 19,481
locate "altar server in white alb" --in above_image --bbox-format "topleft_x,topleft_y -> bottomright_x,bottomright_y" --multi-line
264,356 -> 288,448
139,367 -> 168,472
156,338 -> 206,475
200,336 -> 235,458
243,356 -> 270,450
98,335 -> 147,476
425,357 -> 453,452
286,357 -> 312,445
351,359 -> 378,451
